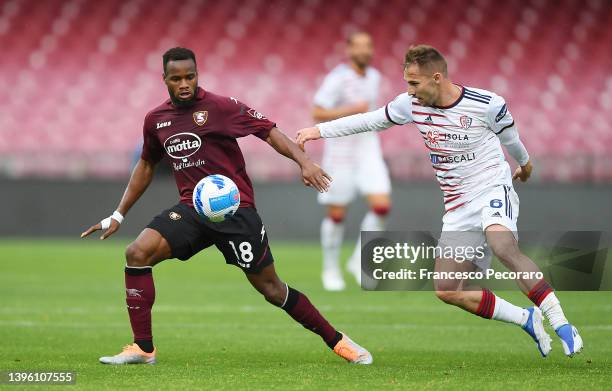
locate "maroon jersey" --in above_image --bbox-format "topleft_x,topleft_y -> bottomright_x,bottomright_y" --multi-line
141,88 -> 275,207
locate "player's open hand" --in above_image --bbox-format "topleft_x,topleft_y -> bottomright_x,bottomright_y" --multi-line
80,214 -> 122,240
296,127 -> 322,151
301,161 -> 332,192
513,160 -> 533,182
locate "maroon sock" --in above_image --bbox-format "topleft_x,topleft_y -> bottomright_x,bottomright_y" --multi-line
527,279 -> 553,306
475,288 -> 496,319
125,266 -> 155,351
281,286 -> 342,349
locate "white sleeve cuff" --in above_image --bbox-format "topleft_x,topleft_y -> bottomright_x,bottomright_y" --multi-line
101,211 -> 124,229
504,140 -> 530,166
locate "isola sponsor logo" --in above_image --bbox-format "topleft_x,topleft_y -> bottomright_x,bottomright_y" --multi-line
430,152 -> 476,164
163,132 -> 202,162
426,130 -> 468,145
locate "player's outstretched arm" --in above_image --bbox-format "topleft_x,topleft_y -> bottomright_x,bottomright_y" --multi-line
298,106 -> 395,151
80,158 -> 157,239
265,127 -> 331,192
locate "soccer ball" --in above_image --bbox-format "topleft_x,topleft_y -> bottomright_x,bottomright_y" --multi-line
192,174 -> 240,222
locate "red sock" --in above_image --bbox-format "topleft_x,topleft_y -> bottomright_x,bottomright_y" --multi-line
475,288 -> 496,319
125,267 -> 155,344
527,279 -> 553,306
282,286 -> 342,349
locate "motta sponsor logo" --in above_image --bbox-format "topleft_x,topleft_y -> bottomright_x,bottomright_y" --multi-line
426,130 -> 468,145
164,132 -> 202,162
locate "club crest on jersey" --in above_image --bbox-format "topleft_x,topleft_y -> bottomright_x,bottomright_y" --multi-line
169,211 -> 181,220
460,115 -> 472,129
426,130 -> 441,145
193,111 -> 208,126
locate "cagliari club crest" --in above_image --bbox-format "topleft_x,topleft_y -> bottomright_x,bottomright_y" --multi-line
460,115 -> 472,129
193,111 -> 208,126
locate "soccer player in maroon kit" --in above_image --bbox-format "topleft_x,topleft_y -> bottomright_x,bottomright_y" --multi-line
81,47 -> 372,365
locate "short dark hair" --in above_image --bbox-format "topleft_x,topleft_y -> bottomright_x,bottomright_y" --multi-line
404,45 -> 447,76
162,47 -> 196,74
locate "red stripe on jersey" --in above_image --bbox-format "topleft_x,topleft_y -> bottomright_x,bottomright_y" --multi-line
412,111 -> 446,117
438,176 -> 458,179
443,192 -> 464,198
432,166 -> 450,171
444,195 -> 462,204
414,121 -> 447,128
425,145 -> 454,153
445,202 -> 466,212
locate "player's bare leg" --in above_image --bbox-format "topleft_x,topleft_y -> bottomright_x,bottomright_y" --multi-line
99,228 -> 171,364
321,205 -> 347,291
246,263 -> 372,364
485,224 -> 583,356
433,257 -> 483,313
346,193 -> 391,287
433,256 -> 552,357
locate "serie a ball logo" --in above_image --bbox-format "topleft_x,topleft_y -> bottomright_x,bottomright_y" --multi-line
192,175 -> 240,222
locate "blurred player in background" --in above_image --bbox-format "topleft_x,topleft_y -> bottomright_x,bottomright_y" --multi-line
81,47 -> 372,365
298,45 -> 583,358
312,32 -> 392,291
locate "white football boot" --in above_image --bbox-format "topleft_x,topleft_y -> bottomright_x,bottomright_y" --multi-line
99,343 -> 156,365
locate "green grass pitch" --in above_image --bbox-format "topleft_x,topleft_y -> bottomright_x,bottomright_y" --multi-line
1,240 -> 610,390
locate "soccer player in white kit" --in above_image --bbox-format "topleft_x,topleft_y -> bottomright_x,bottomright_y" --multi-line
298,45 -> 583,357
312,32 -> 392,291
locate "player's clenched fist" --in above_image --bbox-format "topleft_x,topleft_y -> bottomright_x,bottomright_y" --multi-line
512,160 -> 533,182
296,127 -> 322,151
80,211 -> 123,240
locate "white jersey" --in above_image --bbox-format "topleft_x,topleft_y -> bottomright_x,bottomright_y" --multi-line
314,63 -> 382,167
318,85 -> 525,212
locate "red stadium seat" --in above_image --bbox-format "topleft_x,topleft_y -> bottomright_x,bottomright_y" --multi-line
1,0 -> 610,181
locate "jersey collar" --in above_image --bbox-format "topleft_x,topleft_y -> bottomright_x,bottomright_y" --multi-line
433,85 -> 464,109
166,87 -> 206,107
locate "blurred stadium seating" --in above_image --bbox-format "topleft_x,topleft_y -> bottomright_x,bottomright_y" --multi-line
0,0 -> 610,181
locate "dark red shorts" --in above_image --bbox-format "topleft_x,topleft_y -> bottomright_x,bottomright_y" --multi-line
147,204 -> 273,273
